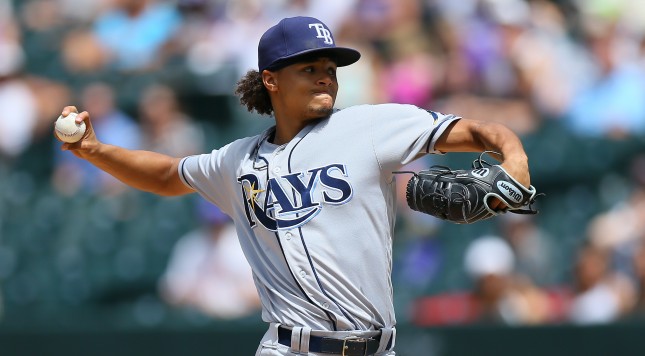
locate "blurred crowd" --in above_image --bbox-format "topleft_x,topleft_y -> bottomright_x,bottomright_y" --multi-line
2,0 -> 645,328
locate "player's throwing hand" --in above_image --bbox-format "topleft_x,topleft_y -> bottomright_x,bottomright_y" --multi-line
55,106 -> 98,158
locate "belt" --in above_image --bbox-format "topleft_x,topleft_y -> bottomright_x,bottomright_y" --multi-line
278,326 -> 392,355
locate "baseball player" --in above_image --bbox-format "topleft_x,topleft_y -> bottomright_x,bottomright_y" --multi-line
57,16 -> 531,356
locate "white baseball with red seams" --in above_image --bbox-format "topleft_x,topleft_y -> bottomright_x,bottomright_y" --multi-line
55,112 -> 86,143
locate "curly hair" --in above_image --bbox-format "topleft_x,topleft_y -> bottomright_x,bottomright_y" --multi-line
234,70 -> 273,116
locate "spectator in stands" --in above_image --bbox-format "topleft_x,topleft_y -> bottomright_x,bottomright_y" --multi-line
182,0 -> 272,88
92,0 -> 182,72
567,242 -> 635,324
581,154 -> 645,322
630,241 -> 645,317
409,234 -> 554,326
464,235 -> 552,325
498,213 -> 558,287
0,20 -> 38,164
138,83 -> 204,157
494,0 -> 592,121
430,0 -> 540,135
159,199 -> 260,319
586,154 -> 645,283
627,241 -> 645,321
565,20 -> 645,138
368,0 -> 437,108
625,157 -> 645,319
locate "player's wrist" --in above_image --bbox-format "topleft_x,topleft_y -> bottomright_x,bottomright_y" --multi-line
500,152 -> 530,188
500,151 -> 528,167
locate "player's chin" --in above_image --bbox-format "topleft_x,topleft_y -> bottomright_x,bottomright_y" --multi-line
307,100 -> 334,118
307,106 -> 334,119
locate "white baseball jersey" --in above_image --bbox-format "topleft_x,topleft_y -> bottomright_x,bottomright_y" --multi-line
178,103 -> 460,331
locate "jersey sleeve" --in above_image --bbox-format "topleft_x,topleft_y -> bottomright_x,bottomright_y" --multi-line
177,143 -> 237,216
366,103 -> 461,171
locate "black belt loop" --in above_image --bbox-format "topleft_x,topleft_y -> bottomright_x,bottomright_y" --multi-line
277,326 -> 392,356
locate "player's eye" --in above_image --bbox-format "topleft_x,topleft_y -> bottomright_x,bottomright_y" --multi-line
327,68 -> 336,77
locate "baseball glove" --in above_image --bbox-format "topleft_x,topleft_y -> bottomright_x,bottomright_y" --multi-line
396,151 -> 540,224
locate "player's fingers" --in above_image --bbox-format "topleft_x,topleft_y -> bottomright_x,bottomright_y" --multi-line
61,106 -> 78,117
66,140 -> 83,150
488,197 -> 508,212
76,111 -> 90,126
80,112 -> 95,143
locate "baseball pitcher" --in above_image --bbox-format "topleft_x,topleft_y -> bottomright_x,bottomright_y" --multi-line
56,16 -> 535,356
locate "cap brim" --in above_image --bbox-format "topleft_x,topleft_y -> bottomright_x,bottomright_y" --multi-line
266,47 -> 361,71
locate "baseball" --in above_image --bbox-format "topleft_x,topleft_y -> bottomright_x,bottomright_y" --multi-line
55,112 -> 86,143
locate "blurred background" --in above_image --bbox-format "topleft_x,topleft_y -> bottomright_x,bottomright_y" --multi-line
2,0 -> 645,355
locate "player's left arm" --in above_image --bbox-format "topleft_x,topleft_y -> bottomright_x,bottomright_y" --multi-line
434,118 -> 530,188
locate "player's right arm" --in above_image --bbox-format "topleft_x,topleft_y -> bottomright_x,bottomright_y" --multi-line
57,106 -> 194,196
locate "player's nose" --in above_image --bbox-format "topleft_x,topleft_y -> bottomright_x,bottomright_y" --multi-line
316,75 -> 333,86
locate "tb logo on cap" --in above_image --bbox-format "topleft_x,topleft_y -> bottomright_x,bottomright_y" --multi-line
308,23 -> 333,45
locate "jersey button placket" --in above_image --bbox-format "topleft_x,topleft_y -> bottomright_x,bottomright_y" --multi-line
271,146 -> 282,175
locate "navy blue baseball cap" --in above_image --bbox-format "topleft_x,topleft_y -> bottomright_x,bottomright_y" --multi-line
258,16 -> 361,72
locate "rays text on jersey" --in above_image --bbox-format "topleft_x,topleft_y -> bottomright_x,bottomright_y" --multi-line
238,164 -> 353,231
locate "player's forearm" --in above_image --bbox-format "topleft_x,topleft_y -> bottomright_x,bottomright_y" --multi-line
436,119 -> 530,186
473,121 -> 530,188
473,121 -> 528,164
437,119 -> 527,161
83,143 -> 186,196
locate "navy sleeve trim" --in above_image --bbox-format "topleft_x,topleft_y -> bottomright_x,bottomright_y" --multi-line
425,117 -> 459,153
179,157 -> 195,190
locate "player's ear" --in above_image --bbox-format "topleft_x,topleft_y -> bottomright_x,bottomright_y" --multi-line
262,70 -> 278,92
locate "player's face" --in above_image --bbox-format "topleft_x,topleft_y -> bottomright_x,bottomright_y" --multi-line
274,57 -> 338,120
